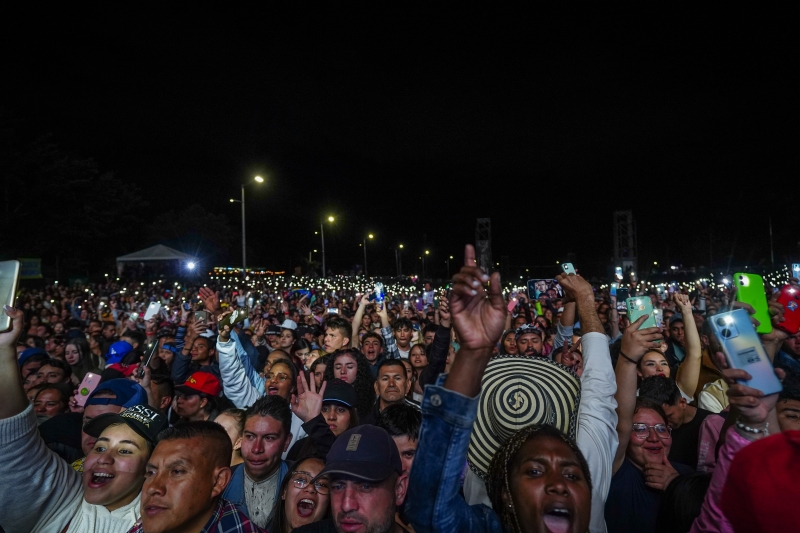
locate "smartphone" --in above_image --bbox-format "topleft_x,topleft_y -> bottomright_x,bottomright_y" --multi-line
327,308 -> 339,314
734,273 -> 772,334
776,285 -> 800,335
138,341 -> 158,378
616,288 -> 630,311
182,302 -> 191,312
561,263 -> 577,275
653,309 -> 664,328
626,296 -> 659,332
527,279 -> 563,300
195,310 -> 209,325
710,309 -> 782,396
0,260 -> 20,332
75,372 -> 101,407
614,267 -> 623,280
792,264 -> 800,281
144,302 -> 161,321
610,283 -> 618,297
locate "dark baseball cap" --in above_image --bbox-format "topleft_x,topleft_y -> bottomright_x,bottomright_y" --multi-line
323,379 -> 356,408
316,425 -> 402,482
84,404 -> 167,446
266,325 -> 281,336
669,313 -> 684,326
85,379 -> 148,408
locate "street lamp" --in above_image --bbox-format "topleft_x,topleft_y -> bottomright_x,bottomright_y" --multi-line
396,244 -> 404,276
229,175 -> 264,278
446,255 -> 453,277
423,250 -> 430,279
363,234 -> 374,277
321,216 -> 335,278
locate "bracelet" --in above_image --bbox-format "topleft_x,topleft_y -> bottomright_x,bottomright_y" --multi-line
619,350 -> 638,365
736,417 -> 769,436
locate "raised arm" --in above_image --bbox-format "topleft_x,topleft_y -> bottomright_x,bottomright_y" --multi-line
351,295 -> 369,348
613,315 -> 662,474
406,245 -> 507,533
217,322 -> 263,408
674,293 -> 703,398
0,306 -> 28,418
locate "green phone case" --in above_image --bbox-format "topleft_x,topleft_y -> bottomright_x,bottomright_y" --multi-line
626,296 -> 660,337
735,273 -> 772,334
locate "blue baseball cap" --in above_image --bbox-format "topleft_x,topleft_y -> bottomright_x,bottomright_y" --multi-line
316,425 -> 402,482
18,347 -> 48,367
105,341 -> 134,365
85,379 -> 147,408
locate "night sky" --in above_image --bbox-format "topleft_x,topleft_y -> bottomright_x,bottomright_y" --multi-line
4,14 -> 797,279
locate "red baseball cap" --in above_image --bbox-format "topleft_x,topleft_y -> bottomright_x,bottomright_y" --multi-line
175,372 -> 222,397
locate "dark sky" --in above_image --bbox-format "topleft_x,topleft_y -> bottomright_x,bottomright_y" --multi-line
4,13 -> 797,279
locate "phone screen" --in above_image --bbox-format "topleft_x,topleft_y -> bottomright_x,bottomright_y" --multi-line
616,288 -> 629,311
195,311 -> 208,324
0,260 -> 20,332
526,279 -> 563,300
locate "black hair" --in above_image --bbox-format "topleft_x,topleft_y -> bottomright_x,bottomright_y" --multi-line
310,357 -> 327,374
634,396 -> 669,425
324,316 -> 352,343
66,318 -> 83,329
654,472 -> 711,533
377,358 -> 407,375
245,395 -> 292,435
41,358 -> 72,381
422,324 -> 439,336
361,331 -> 384,347
267,357 -> 298,398
268,453 -> 330,533
34,383 -> 73,410
26,336 -> 46,349
392,317 -> 413,331
322,349 -> 376,418
150,374 -> 175,405
22,352 -> 50,368
376,403 -> 422,441
121,328 -> 146,348
291,338 -> 312,356
639,376 -> 682,406
487,424 -> 592,533
157,421 -> 232,469
778,367 -> 800,403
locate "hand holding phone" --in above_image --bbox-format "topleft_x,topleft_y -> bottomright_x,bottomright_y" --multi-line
0,260 -> 21,332
561,263 -> 576,275
75,373 -> 100,407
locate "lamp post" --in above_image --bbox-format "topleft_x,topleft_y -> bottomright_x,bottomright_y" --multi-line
422,250 -> 430,279
446,255 -> 453,277
321,216 -> 334,278
396,244 -> 404,276
363,234 -> 374,277
229,175 -> 264,278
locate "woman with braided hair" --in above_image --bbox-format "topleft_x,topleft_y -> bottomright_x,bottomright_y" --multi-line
406,245 -> 597,533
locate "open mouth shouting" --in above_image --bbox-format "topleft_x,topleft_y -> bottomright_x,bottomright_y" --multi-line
297,498 -> 316,518
542,504 -> 573,533
88,470 -> 115,489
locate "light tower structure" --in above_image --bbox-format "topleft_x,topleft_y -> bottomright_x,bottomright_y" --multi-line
613,210 -> 638,280
476,218 -> 493,273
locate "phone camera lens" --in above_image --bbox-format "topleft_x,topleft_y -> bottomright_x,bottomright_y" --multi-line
716,317 -> 727,327
721,328 -> 733,338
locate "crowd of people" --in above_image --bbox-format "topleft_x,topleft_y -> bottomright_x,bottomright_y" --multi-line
1,246 -> 797,533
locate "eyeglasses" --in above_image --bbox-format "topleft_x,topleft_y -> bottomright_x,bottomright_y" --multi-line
291,473 -> 330,494
631,423 -> 672,439
263,372 -> 291,382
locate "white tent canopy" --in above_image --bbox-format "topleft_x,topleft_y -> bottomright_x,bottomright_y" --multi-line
116,244 -> 195,275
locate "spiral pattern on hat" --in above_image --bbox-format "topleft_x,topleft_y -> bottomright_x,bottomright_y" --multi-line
467,355 -> 581,480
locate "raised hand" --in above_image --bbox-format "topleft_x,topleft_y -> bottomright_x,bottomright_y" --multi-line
620,314 -> 662,363
438,295 -> 451,328
643,453 -> 679,491
291,374 -> 327,423
217,312 -> 233,341
449,244 -> 505,353
714,352 -> 784,430
673,292 -> 692,313
199,287 -> 221,315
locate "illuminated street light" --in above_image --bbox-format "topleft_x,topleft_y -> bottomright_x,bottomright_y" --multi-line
364,233 -> 375,276
321,216 -> 335,278
231,175 -> 265,278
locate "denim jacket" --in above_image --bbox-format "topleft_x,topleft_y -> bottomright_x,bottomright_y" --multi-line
405,377 -> 507,533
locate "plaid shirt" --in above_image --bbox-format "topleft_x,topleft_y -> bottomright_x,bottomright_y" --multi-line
127,498 -> 266,533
